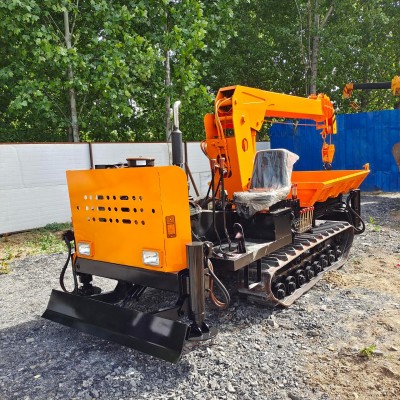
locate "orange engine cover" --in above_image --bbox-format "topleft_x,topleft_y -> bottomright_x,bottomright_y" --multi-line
66,166 -> 191,273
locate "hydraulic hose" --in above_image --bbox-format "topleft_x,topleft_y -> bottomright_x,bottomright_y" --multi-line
59,234 -> 78,294
208,260 -> 230,309
220,159 -> 232,251
210,160 -> 223,247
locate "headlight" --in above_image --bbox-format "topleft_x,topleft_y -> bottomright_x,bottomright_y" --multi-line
142,250 -> 160,266
78,242 -> 92,256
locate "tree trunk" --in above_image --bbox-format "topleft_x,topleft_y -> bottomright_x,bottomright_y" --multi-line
63,11 -> 79,143
309,2 -> 334,95
310,32 -> 319,95
165,48 -> 171,142
309,0 -> 319,95
306,0 -> 312,95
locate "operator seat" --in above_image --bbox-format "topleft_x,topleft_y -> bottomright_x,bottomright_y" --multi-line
233,149 -> 299,218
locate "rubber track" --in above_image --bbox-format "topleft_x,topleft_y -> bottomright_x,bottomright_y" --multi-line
238,221 -> 354,307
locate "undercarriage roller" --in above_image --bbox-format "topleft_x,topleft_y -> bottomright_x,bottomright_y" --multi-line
327,250 -> 336,264
335,245 -> 342,259
273,282 -> 286,300
304,263 -> 314,281
313,261 -> 322,275
295,269 -> 306,287
239,222 -> 355,308
319,254 -> 328,269
285,276 -> 296,295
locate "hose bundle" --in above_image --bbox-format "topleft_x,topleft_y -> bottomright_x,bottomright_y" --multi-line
207,260 -> 230,309
59,232 -> 78,294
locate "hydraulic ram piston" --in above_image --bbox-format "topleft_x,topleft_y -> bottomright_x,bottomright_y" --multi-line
187,242 -> 206,329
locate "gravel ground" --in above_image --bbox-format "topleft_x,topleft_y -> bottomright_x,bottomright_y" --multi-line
1,193 -> 399,400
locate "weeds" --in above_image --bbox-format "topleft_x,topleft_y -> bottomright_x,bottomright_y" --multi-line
0,261 -> 10,274
0,222 -> 71,265
359,344 -> 376,358
28,233 -> 66,253
38,222 -> 71,233
368,216 -> 381,232
0,246 -> 13,274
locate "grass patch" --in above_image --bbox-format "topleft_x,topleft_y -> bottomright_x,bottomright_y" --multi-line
368,216 -> 381,232
1,260 -> 10,275
359,344 -> 376,358
0,222 -> 72,269
38,222 -> 71,233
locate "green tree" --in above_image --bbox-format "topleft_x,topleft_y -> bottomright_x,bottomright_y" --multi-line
330,0 -> 400,112
0,0 -> 237,142
131,0 -> 237,142
202,0 -> 400,115
0,0 -> 158,142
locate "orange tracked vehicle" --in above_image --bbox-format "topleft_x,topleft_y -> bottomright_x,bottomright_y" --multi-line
43,86 -> 369,363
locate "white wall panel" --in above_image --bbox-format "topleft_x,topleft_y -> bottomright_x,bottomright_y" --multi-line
0,144 -> 89,234
0,141 -> 270,234
0,186 -> 71,234
0,146 -> 23,189
17,144 -> 90,187
91,143 -> 170,167
185,142 -> 210,197
257,142 -> 270,151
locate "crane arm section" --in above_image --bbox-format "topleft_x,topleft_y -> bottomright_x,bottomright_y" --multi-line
203,85 -> 337,198
343,75 -> 400,98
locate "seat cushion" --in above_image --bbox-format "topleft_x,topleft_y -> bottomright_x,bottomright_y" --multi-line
233,149 -> 299,218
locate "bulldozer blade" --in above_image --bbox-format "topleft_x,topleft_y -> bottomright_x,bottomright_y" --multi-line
42,289 -> 189,363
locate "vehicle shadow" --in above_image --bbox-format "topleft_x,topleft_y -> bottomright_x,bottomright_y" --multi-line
0,317 -> 192,400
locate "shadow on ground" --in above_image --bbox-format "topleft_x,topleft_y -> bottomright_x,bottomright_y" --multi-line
0,318 -> 193,400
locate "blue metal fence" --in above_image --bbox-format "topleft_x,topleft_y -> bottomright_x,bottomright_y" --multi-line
270,109 -> 400,191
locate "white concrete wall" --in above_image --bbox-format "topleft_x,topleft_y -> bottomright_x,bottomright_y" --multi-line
91,143 -> 170,167
0,141 -> 270,234
0,144 -> 90,234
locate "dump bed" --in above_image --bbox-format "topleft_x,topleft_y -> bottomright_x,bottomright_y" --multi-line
291,169 -> 370,207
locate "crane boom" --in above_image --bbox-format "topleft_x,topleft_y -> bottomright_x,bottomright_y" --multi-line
202,85 -> 337,197
343,75 -> 400,98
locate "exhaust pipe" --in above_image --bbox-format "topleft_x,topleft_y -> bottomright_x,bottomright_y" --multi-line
171,101 -> 183,166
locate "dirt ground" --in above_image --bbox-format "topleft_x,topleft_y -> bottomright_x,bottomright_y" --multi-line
1,194 -> 399,400
302,200 -> 400,400
308,257 -> 400,399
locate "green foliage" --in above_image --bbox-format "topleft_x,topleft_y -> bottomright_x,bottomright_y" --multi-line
0,222 -> 72,266
40,222 -> 72,232
202,0 -> 400,113
0,247 -> 12,274
0,0 -> 236,142
359,344 -> 376,358
0,262 -> 10,275
1,0 -> 399,142
29,232 -> 65,252
1,0 -> 162,141
32,222 -> 72,252
368,216 -> 381,232
319,0 -> 400,112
